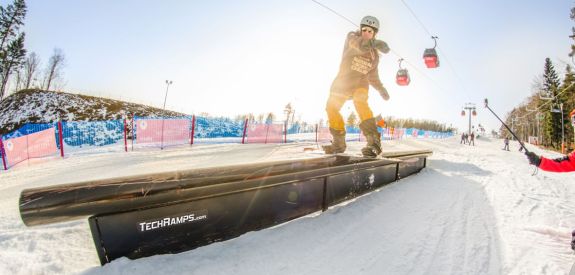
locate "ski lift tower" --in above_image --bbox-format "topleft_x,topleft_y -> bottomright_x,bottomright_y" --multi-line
526,106 -> 541,145
461,103 -> 477,135
550,102 -> 565,153
539,89 -> 565,153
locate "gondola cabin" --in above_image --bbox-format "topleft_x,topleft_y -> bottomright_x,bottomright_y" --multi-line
423,48 -> 439,68
396,68 -> 411,86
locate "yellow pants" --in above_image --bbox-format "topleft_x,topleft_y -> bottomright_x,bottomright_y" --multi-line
325,87 -> 373,131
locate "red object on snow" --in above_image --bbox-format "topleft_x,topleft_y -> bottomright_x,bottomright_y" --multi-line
539,151 -> 575,172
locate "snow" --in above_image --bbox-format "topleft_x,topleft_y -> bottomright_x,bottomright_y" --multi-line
0,137 -> 574,274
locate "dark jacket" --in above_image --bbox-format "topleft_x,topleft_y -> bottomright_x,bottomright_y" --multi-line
331,31 -> 389,96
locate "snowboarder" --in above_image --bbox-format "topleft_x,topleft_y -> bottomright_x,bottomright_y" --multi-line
322,15 -> 390,157
503,137 -> 510,151
469,132 -> 475,146
460,132 -> 466,144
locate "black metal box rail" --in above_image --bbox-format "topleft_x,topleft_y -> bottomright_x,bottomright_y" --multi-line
19,150 -> 432,264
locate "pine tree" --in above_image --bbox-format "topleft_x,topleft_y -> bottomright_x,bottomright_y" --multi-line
540,58 -> 562,149
265,112 -> 275,124
0,32 -> 24,97
568,6 -> 575,150
0,0 -> 26,100
560,65 -> 575,149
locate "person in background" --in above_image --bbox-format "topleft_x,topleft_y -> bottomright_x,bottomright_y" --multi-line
525,109 -> 575,252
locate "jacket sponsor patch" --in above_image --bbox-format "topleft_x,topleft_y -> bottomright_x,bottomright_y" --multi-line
350,56 -> 372,74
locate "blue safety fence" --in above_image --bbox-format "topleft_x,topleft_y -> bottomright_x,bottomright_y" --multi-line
1,116 -> 454,171
286,122 -> 317,135
61,120 -> 125,148
194,116 -> 244,140
3,123 -> 56,140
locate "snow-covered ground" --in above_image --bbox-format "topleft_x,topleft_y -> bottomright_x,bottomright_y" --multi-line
0,137 -> 574,274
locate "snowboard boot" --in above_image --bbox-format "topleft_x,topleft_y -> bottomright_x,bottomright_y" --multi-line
322,128 -> 346,154
359,118 -> 382,157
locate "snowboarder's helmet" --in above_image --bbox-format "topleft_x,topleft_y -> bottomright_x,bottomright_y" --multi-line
360,16 -> 379,32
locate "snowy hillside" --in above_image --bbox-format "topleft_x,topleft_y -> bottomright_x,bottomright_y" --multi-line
0,89 -> 187,135
0,137 -> 574,274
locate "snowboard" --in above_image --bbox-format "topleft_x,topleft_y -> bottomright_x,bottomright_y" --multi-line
303,146 -> 387,160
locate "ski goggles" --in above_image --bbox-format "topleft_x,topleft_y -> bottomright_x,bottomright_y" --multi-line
361,28 -> 374,34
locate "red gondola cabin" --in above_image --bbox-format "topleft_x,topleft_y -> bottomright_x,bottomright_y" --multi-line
423,48 -> 439,68
396,69 -> 410,86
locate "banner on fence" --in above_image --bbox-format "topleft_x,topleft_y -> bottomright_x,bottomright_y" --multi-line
245,123 -> 283,144
4,128 -> 58,167
135,118 -> 191,147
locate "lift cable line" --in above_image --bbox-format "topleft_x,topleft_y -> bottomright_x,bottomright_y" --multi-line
399,0 -> 468,95
310,0 -> 357,27
515,82 -> 575,121
309,0 -> 446,91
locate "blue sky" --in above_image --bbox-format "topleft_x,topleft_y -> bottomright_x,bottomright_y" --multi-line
9,0 -> 575,132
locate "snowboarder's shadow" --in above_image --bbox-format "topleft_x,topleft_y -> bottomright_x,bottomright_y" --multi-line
429,159 -> 492,176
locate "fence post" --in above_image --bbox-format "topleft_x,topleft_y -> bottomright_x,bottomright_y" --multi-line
315,124 -> 318,143
160,117 -> 164,150
131,117 -> 135,151
190,115 -> 196,145
0,137 -> 7,170
123,119 -> 128,152
284,121 -> 287,144
241,118 -> 248,144
264,124 -> 270,144
58,121 -> 65,158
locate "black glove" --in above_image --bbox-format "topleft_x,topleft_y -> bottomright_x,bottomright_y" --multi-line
372,40 -> 390,54
379,87 -> 390,101
525,152 -> 541,167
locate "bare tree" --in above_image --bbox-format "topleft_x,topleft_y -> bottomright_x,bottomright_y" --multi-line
22,51 -> 39,89
44,48 -> 65,91
265,112 -> 276,124
256,113 -> 264,124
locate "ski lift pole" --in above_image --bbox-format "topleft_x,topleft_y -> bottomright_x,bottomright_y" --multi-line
484,98 -> 530,153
